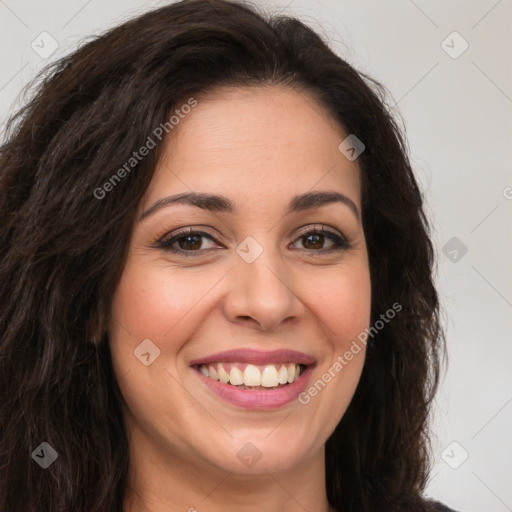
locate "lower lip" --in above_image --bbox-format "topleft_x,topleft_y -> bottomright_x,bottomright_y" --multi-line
193,365 -> 315,410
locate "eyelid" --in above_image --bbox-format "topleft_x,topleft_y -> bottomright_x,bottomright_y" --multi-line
293,223 -> 346,241
154,227 -> 223,250
290,224 -> 351,253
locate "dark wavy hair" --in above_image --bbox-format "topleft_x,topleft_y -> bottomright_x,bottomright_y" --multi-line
0,1 -> 446,510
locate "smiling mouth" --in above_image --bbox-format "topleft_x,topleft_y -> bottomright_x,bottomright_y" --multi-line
194,362 -> 308,390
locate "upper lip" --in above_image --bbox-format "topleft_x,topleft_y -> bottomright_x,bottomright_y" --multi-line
189,348 -> 316,367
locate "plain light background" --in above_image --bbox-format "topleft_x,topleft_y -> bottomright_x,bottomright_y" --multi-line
1,1 -> 511,511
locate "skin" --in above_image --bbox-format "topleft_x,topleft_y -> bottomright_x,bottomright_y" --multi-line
109,85 -> 371,512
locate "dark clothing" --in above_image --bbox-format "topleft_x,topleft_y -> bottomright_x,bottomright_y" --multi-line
431,500 -> 460,512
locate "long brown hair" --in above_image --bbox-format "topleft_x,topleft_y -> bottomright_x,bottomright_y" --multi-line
0,1 -> 445,510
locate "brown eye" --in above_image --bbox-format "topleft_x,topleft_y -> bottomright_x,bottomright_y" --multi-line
301,232 -> 327,250
155,230 -> 221,256
154,226 -> 351,258
177,234 -> 203,251
291,228 -> 351,253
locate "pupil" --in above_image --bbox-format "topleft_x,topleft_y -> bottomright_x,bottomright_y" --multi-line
180,235 -> 200,250
306,234 -> 322,249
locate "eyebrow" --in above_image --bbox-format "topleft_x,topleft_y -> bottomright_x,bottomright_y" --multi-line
139,190 -> 360,222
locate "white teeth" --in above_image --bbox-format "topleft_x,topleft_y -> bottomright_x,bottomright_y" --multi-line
278,365 -> 288,385
287,363 -> 296,383
217,363 -> 230,383
229,366 -> 244,385
261,365 -> 279,387
198,362 -> 304,387
243,364 -> 261,386
208,364 -> 219,381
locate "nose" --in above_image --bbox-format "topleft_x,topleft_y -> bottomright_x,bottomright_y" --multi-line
223,246 -> 305,331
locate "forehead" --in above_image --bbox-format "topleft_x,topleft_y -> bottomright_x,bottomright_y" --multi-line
142,85 -> 362,212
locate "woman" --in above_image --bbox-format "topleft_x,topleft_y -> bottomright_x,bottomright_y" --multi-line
0,0 -> 456,510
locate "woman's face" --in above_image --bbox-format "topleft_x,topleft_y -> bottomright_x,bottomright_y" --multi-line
109,85 -> 371,476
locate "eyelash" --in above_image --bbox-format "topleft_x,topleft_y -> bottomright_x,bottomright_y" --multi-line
153,225 -> 352,257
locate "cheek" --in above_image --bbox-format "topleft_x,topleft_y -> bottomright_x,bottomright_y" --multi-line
107,262 -> 218,447
311,263 -> 372,347
110,262 -> 219,345
292,262 -> 371,440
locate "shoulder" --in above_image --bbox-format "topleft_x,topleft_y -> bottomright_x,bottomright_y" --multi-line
429,500 -> 461,512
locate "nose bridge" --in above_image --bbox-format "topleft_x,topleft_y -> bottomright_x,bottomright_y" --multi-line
224,234 -> 302,330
